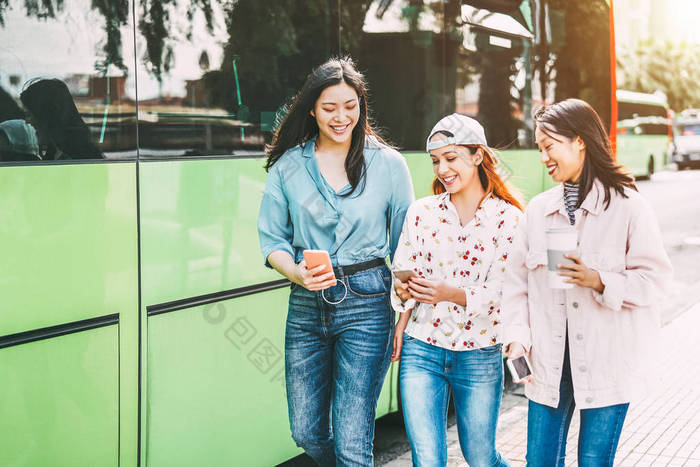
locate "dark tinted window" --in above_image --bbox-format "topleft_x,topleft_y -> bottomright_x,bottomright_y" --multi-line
619,101 -> 668,120
618,101 -> 670,135
353,0 -> 612,151
0,0 -> 137,162
134,1 -> 351,157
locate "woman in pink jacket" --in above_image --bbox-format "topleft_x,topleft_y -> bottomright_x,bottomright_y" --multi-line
502,99 -> 673,466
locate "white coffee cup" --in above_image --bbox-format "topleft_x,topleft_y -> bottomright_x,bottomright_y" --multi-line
546,228 -> 577,289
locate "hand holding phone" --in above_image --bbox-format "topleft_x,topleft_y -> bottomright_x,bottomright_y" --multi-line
506,355 -> 533,384
302,250 -> 337,289
392,269 -> 417,283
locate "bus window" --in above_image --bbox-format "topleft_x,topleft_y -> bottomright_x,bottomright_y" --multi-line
0,0 -> 137,162
353,0 -> 612,152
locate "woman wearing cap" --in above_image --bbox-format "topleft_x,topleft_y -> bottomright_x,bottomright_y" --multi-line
257,57 -> 414,466
502,99 -> 672,466
390,113 -> 521,466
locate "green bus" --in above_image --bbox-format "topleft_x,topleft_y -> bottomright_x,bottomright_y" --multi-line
616,89 -> 672,177
0,1 -> 617,465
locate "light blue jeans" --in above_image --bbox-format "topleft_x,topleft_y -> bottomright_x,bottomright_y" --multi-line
285,265 -> 394,467
400,334 -> 510,467
526,340 -> 629,466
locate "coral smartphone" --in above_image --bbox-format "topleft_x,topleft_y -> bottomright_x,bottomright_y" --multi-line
392,269 -> 417,283
506,355 -> 533,383
302,250 -> 336,286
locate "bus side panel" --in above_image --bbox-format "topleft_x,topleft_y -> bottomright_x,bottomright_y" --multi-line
145,290 -> 299,466
0,326 -> 119,467
0,164 -> 138,334
139,159 -> 280,308
0,163 -> 139,467
496,150 -> 553,202
617,134 -> 668,177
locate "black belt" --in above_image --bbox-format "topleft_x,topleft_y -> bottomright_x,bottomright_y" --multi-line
333,258 -> 386,278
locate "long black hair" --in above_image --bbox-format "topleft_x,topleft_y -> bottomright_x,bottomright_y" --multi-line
20,78 -> 103,160
534,98 -> 636,210
265,56 -> 386,197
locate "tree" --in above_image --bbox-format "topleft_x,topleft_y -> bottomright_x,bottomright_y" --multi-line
618,39 -> 700,111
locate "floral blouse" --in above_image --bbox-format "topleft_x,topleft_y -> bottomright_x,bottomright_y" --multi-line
391,193 -> 521,351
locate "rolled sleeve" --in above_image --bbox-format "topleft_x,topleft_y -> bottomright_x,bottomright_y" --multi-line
258,167 -> 294,268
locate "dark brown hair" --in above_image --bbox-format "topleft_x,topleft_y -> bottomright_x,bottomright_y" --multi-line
534,98 -> 636,210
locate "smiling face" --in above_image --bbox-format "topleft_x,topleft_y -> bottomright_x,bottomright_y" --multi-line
311,81 -> 360,146
535,126 -> 586,183
429,133 -> 482,194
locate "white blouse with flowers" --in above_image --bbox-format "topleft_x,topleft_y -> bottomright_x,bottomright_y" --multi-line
391,193 -> 521,351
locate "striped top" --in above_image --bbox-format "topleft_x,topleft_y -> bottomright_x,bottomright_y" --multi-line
563,182 -> 578,225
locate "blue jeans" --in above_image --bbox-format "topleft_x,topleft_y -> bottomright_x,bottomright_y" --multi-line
526,341 -> 629,466
285,265 -> 394,467
400,335 -> 510,467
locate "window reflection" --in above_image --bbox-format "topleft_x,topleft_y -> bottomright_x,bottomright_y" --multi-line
357,0 -> 611,151
0,0 -> 136,162
134,0 -> 352,157
0,0 -> 614,161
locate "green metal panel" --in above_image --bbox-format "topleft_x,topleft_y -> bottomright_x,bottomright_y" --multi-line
0,163 -> 139,467
0,163 -> 138,334
145,289 -> 299,466
0,326 -> 119,467
498,149 -> 555,202
617,135 -> 668,176
139,159 -> 279,307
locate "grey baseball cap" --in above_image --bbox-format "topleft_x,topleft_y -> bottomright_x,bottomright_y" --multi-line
426,113 -> 488,152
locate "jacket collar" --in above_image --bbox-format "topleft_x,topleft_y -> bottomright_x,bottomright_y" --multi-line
545,179 -> 605,217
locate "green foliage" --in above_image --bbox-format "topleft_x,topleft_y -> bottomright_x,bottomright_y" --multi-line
618,39 -> 700,111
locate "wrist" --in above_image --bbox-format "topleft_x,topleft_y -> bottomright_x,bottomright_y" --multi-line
448,284 -> 466,306
396,311 -> 411,326
593,271 -> 605,293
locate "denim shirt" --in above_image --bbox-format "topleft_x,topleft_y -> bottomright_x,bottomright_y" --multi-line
258,137 -> 414,267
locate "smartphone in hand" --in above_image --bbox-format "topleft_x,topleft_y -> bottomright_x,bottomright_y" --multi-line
392,269 -> 417,283
303,250 -> 337,286
506,355 -> 533,383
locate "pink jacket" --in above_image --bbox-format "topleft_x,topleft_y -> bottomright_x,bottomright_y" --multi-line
502,179 -> 673,409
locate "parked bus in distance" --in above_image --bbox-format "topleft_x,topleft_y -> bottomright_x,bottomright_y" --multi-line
671,109 -> 700,170
616,89 -> 672,177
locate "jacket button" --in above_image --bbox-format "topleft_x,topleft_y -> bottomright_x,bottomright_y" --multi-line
572,302 -> 579,309
576,334 -> 584,340
579,365 -> 587,372
586,397 -> 593,403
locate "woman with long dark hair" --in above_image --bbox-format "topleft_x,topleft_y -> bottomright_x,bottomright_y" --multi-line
257,57 -> 413,466
502,99 -> 673,466
20,78 -> 102,160
391,114 -> 521,466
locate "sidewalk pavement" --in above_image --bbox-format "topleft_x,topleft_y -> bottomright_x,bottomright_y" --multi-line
384,301 -> 700,467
